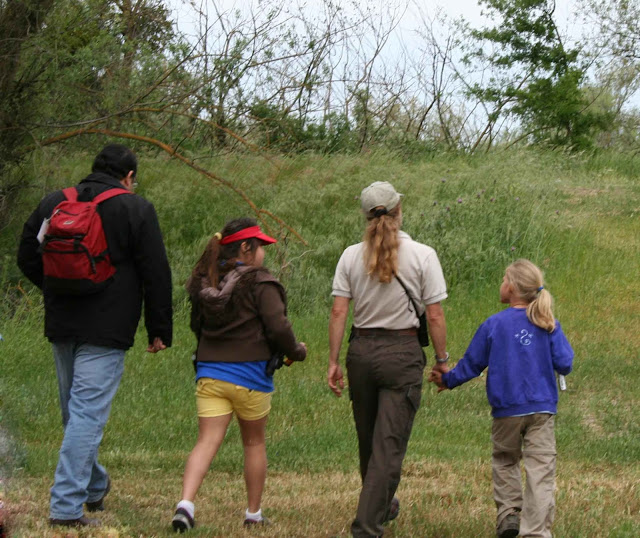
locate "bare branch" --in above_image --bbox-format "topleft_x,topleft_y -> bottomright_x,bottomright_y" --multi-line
31,128 -> 307,245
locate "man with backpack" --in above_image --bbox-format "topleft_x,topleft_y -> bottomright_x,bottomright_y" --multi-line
17,144 -> 173,528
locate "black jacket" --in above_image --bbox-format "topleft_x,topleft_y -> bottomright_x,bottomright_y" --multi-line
17,173 -> 173,350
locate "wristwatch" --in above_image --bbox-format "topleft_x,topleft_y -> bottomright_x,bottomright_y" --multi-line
435,352 -> 449,364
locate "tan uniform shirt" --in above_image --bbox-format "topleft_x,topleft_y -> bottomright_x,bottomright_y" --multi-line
332,231 -> 447,329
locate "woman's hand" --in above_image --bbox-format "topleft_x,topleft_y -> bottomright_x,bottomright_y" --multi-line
328,363 -> 345,397
432,361 -> 450,375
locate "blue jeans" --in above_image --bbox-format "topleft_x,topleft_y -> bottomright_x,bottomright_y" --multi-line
50,342 -> 125,520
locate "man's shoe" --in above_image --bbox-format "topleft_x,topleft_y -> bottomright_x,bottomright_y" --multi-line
49,516 -> 100,528
172,508 -> 195,533
243,516 -> 271,527
86,476 -> 111,512
496,511 -> 520,538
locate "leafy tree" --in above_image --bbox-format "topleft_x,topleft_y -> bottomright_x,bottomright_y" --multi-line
0,0 -> 55,225
464,0 -> 609,149
24,0 -> 179,123
0,0 -> 187,227
249,101 -> 356,153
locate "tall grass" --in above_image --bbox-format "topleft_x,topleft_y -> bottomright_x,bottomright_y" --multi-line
0,148 -> 638,536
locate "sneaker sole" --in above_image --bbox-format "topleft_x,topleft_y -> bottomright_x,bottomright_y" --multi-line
172,513 -> 193,533
243,517 -> 270,527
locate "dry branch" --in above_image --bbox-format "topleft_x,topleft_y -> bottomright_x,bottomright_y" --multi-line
34,129 -> 307,245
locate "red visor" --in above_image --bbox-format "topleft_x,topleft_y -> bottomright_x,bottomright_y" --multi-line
219,226 -> 277,245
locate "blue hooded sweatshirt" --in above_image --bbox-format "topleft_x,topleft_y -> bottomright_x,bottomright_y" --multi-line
442,307 -> 573,418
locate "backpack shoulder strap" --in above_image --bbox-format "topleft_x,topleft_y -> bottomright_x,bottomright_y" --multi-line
62,187 -> 78,202
92,188 -> 133,204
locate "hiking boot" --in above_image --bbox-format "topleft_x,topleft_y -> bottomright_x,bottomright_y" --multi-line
383,497 -> 400,523
497,511 -> 520,538
49,516 -> 100,528
172,507 -> 195,533
243,516 -> 271,527
86,476 -> 111,512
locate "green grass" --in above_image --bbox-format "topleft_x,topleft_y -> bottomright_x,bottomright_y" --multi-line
1,148 -> 639,536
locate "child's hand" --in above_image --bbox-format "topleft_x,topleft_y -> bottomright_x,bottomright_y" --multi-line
427,369 -> 448,393
427,369 -> 442,384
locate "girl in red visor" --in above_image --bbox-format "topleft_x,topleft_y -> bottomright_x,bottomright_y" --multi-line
172,218 -> 307,532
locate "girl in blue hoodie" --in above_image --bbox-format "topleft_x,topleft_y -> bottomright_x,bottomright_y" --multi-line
429,259 -> 573,538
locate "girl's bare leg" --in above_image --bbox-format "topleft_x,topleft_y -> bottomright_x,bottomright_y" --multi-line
181,414 -> 233,501
238,415 -> 268,513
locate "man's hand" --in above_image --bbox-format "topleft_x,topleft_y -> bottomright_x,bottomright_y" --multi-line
328,363 -> 345,397
146,337 -> 167,353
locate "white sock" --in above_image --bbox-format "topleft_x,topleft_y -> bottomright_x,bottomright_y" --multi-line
245,508 -> 262,521
177,500 -> 195,519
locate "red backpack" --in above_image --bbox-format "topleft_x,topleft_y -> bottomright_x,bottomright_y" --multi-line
41,186 -> 132,294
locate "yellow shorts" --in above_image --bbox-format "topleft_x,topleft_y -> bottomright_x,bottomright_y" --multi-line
195,378 -> 272,420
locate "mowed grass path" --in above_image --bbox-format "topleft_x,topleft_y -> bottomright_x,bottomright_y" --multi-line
1,149 -> 638,536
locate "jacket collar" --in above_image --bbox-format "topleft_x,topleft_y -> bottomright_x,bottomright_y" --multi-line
79,172 -> 124,188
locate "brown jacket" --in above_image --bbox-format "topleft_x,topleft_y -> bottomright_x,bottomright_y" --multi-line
189,265 -> 306,363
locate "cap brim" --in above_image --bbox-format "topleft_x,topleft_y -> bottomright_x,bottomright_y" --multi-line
256,232 -> 277,244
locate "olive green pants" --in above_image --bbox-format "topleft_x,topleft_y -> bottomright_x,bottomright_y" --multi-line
346,331 -> 425,538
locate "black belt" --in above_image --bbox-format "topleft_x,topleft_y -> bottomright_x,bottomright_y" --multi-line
351,327 -> 417,337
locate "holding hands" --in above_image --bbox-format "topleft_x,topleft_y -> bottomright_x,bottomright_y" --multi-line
428,362 -> 450,393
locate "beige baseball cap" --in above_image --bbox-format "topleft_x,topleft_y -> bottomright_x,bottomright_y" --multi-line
360,181 -> 403,213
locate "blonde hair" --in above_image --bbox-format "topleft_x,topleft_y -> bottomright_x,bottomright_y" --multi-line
362,204 -> 401,283
505,259 -> 556,332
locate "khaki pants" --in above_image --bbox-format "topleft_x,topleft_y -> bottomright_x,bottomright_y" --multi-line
346,331 -> 425,538
492,414 -> 556,538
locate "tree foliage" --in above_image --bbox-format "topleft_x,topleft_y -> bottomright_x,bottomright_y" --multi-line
0,0 -> 55,217
578,0 -> 640,152
0,0 -> 636,228
589,0 -> 640,62
0,0 -> 190,227
464,0 -> 611,149
24,0 -> 181,123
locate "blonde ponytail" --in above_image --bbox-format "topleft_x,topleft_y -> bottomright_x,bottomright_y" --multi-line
362,204 -> 401,283
505,259 -> 556,332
